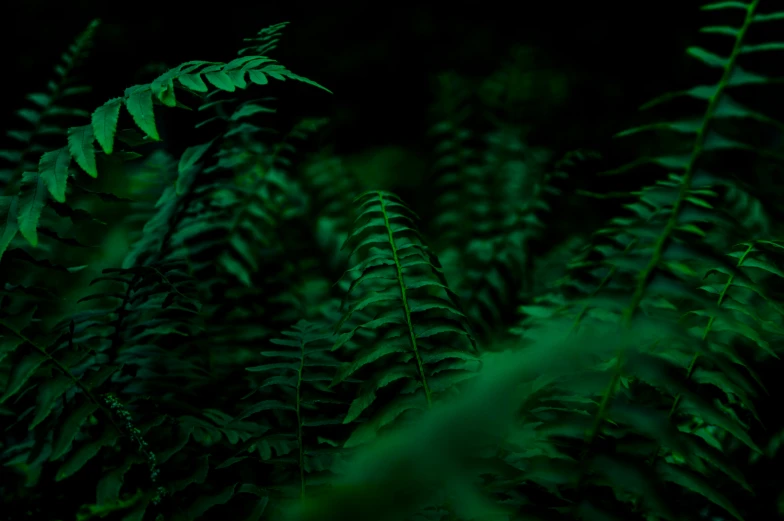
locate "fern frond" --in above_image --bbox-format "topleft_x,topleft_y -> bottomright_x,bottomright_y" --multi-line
238,320 -> 346,502
0,19 -> 99,194
0,22 -> 329,520
333,190 -> 478,448
298,147 -> 361,276
432,123 -> 554,340
238,21 -> 291,57
1,36 -> 331,256
507,5 -> 782,520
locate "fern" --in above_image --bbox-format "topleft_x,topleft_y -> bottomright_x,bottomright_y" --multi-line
331,190 -> 479,448
511,2 -> 784,519
0,19 -> 99,195
4,4 -> 784,520
0,21 -> 329,521
237,320 -> 346,504
0,32 -> 330,262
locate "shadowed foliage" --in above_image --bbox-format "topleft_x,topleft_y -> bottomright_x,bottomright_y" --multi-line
2,2 -> 784,520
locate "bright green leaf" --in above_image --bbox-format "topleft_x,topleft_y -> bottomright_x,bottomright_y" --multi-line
91,98 -> 123,155
67,125 -> 98,177
38,147 -> 71,203
125,87 -> 160,141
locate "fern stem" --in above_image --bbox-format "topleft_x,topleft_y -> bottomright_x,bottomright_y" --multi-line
583,0 -> 760,497
377,191 -> 432,408
296,334 -> 306,500
0,322 -> 128,441
622,0 -> 760,326
648,242 -> 754,466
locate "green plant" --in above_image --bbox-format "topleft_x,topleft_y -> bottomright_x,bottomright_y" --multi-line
2,2 -> 784,520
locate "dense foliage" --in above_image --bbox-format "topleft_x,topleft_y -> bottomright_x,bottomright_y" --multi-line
2,2 -> 784,520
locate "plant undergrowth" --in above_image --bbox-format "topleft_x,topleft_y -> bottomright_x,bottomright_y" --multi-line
2,3 -> 784,520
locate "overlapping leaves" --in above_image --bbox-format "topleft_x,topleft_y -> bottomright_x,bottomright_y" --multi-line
332,190 -> 479,448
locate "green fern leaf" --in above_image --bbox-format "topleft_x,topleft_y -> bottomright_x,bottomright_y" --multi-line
0,350 -> 46,404
741,42 -> 784,53
177,138 -> 217,188
204,70 -> 236,92
50,401 -> 100,461
702,1 -> 748,11
178,72 -> 209,92
754,10 -> 784,22
237,21 -> 290,56
124,86 -> 160,141
38,146 -> 71,203
0,195 -> 20,263
150,71 -> 177,107
248,70 -> 269,85
56,424 -> 119,481
95,458 -> 134,505
29,374 -> 79,429
67,124 -> 98,177
280,70 -> 333,94
91,97 -> 122,154
658,463 -> 746,521
17,171 -> 47,246
701,26 -> 741,37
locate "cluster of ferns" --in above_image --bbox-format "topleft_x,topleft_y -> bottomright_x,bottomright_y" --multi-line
2,3 -> 784,520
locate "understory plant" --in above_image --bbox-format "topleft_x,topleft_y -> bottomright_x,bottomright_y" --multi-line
2,2 -> 784,520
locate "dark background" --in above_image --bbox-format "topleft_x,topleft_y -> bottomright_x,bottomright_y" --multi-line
2,1 -> 700,158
